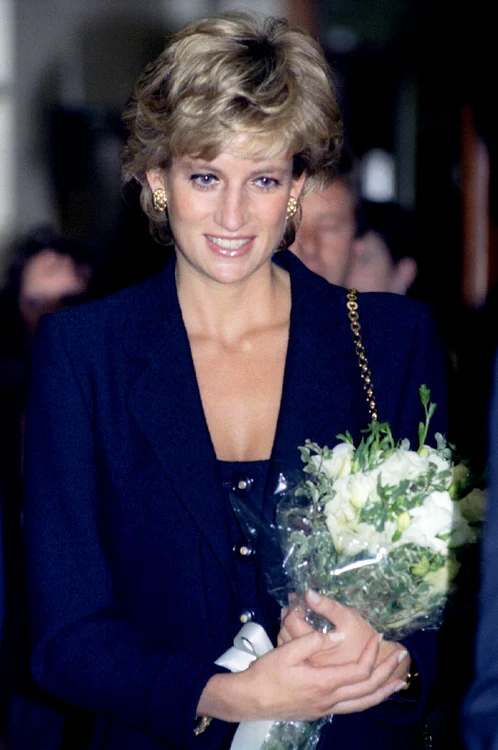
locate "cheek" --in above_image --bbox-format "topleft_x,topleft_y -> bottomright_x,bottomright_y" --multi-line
168,193 -> 205,230
258,197 -> 287,229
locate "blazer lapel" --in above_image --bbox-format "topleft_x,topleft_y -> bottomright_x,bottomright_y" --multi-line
125,260 -> 236,593
272,252 -> 369,469
124,252 -> 368,593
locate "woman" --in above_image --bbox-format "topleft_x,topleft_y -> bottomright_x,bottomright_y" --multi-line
23,12 -> 448,750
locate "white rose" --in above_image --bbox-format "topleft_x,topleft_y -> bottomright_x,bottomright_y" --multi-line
317,442 -> 355,480
400,490 -> 472,553
378,449 -> 429,486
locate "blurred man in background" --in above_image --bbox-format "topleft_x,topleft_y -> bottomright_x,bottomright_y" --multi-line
291,151 -> 359,286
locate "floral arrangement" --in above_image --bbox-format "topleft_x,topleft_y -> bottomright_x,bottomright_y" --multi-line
273,384 -> 484,639
229,385 -> 484,749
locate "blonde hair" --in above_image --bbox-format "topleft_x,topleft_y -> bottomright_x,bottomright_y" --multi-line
122,11 -> 343,247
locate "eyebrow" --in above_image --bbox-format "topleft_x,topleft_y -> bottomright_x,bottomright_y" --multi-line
180,157 -> 289,178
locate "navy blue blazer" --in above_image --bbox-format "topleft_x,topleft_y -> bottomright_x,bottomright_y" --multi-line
463,351 -> 498,749
23,251 -> 448,750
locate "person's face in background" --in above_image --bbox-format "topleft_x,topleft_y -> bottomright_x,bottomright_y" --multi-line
347,230 -> 417,294
19,249 -> 91,340
291,178 -> 356,286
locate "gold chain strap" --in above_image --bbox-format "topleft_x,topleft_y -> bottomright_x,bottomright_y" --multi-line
346,289 -> 378,422
347,291 -> 434,748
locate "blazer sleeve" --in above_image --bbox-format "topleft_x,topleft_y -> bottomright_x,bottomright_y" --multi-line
23,315 -> 231,750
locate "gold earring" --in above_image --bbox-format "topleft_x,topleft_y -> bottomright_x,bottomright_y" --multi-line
286,196 -> 298,220
153,188 -> 167,212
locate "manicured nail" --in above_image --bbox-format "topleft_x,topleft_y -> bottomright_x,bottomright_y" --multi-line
397,650 -> 408,664
328,631 -> 345,643
307,590 -> 321,603
377,634 -> 384,645
394,681 -> 407,692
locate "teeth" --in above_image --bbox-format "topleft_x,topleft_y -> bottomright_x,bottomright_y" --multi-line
207,236 -> 250,250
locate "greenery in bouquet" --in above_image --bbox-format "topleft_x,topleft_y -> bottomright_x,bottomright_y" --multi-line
275,385 -> 485,639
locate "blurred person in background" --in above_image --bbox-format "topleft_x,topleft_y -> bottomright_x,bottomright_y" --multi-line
0,225 -> 96,748
290,149 -> 359,286
346,201 -> 419,295
0,224 -> 95,499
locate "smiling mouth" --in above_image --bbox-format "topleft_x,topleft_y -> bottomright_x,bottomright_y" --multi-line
206,235 -> 253,254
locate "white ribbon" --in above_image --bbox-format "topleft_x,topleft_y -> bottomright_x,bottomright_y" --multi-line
215,622 -> 276,749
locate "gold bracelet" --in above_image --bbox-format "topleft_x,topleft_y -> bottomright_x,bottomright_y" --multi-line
193,715 -> 212,736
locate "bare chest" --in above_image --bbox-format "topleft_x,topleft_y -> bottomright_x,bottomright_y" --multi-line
190,328 -> 288,461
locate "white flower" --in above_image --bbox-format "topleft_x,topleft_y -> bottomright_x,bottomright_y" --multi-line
427,450 -> 453,483
400,490 -> 473,553
317,442 -> 354,480
324,477 -> 357,523
378,449 -> 429,486
325,511 -> 396,557
349,472 -> 378,509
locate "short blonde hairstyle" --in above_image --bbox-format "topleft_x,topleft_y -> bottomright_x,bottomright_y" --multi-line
122,11 -> 343,247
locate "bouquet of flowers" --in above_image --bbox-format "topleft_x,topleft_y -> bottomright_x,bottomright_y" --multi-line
229,385 -> 484,749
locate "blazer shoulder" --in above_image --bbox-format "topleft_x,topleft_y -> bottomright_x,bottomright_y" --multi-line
349,290 -> 439,344
35,268 -> 170,349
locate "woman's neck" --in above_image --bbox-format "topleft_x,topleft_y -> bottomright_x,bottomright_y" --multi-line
176,260 -> 291,345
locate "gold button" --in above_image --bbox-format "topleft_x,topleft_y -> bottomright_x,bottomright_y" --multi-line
239,608 -> 254,623
239,545 -> 250,556
237,479 -> 248,490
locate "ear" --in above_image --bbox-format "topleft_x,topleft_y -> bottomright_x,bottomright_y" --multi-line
391,257 -> 418,294
291,171 -> 307,201
145,169 -> 165,193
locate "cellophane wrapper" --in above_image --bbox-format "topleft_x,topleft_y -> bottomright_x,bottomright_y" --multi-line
229,388 -> 485,748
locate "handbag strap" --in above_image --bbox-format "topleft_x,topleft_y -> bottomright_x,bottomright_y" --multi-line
346,289 -> 378,422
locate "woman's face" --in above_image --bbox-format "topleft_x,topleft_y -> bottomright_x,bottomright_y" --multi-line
147,148 -> 305,286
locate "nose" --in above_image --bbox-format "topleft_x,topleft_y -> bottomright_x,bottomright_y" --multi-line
215,186 -> 247,232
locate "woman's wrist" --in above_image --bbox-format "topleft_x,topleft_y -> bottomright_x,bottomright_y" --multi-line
196,670 -> 258,724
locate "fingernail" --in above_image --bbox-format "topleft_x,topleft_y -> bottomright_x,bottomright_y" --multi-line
328,631 -> 345,643
378,634 -> 384,645
397,650 -> 408,664
308,590 -> 321,603
394,681 -> 407,692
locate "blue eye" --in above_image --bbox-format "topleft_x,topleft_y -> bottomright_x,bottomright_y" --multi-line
255,176 -> 279,189
191,173 -> 217,187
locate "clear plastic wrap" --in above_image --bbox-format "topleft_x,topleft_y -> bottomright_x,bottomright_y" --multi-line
228,386 -> 484,747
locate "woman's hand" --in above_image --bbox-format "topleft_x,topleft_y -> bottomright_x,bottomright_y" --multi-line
279,591 -> 410,681
197,613 -> 408,723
